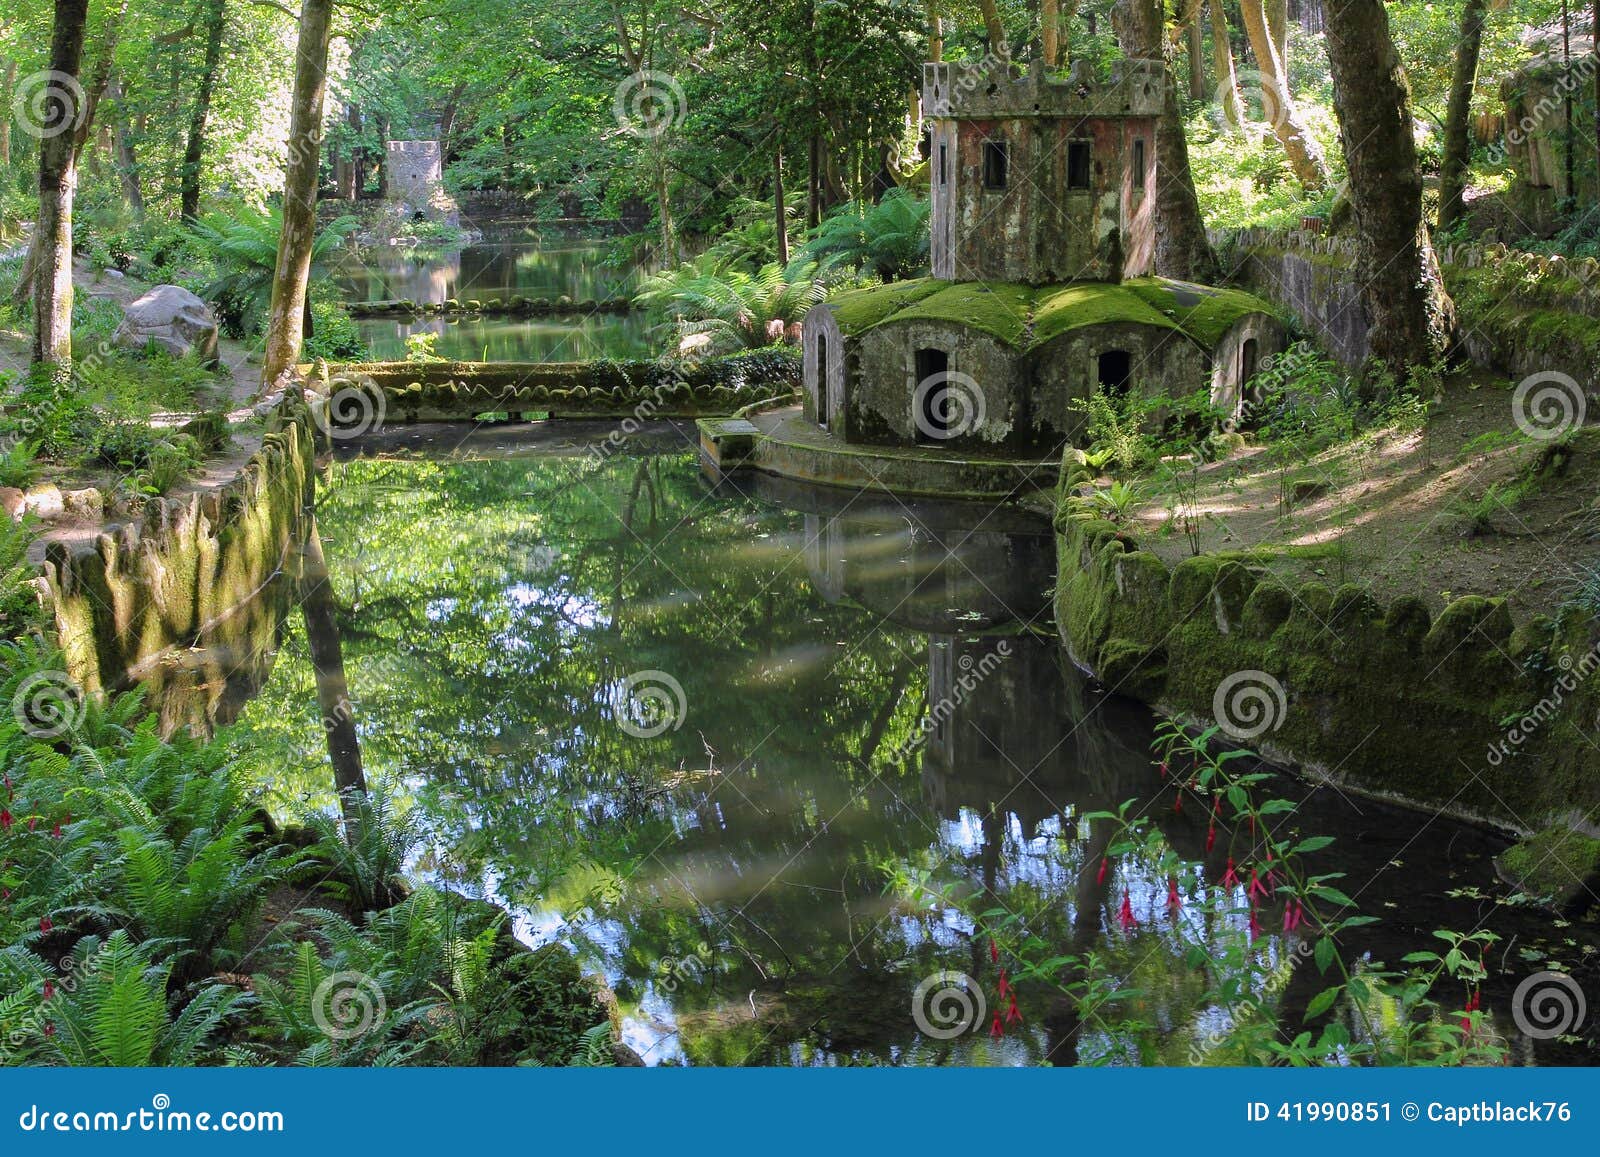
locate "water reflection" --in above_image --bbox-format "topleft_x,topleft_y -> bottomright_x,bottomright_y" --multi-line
214,447 -> 1597,1067
332,233 -> 654,362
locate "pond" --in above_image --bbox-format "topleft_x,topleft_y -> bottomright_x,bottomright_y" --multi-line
332,225 -> 654,362
197,428 -> 1594,1067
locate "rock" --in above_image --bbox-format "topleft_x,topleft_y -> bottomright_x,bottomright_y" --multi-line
61,488 -> 103,522
23,484 -> 64,520
113,285 -> 220,364
0,487 -> 23,522
1290,478 -> 1328,504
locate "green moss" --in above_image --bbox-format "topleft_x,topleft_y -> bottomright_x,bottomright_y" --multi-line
1122,278 -> 1281,347
825,276 -> 1278,351
825,278 -> 943,334
888,280 -> 1035,345
1497,826 -> 1600,906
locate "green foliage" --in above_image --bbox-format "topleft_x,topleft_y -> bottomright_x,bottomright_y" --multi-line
304,300 -> 371,362
0,439 -> 41,489
1071,391 -> 1152,473
635,256 -> 826,357
801,190 -> 931,282
187,205 -> 358,337
1086,480 -> 1143,524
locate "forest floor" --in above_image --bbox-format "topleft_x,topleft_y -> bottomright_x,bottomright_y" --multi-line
1119,372 -> 1600,619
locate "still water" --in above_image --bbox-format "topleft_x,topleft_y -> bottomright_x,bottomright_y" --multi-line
332,226 -> 653,362
214,431 -> 1595,1066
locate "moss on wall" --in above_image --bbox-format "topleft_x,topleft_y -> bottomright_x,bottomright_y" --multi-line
1053,447 -> 1600,834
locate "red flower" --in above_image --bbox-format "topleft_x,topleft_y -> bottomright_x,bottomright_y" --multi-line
1205,821 -> 1217,853
50,823 -> 61,839
0,809 -> 10,832
26,817 -> 35,831
998,969 -> 1010,999
1173,792 -> 1183,814
1461,989 -> 1481,1033
43,1022 -> 54,1038
1167,875 -> 1182,913
1096,856 -> 1108,885
1118,894 -> 1137,932
1005,992 -> 1022,1026
1212,795 -> 1222,816
1248,908 -> 1262,940
39,916 -> 51,934
990,1010 -> 1004,1040
989,938 -> 999,964
42,980 -> 54,1001
1283,901 -> 1305,933
1158,761 -> 1168,779
1220,857 -> 1239,889
1248,868 -> 1268,903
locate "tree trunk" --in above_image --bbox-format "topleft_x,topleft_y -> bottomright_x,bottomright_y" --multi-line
0,58 -> 15,168
979,0 -> 1009,57
299,521 -> 369,838
773,147 -> 790,264
1186,4 -> 1206,99
180,0 -> 227,220
1268,0 -> 1289,65
928,3 -> 943,60
262,0 -> 334,391
109,76 -> 144,220
1043,0 -> 1061,66
1238,0 -> 1325,187
32,0 -> 90,374
1209,0 -> 1246,129
1115,0 -> 1219,281
808,131 -> 822,228
1436,0 -> 1488,233
1324,0 -> 1456,381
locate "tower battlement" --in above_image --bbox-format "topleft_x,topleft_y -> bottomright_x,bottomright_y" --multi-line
922,56 -> 1164,123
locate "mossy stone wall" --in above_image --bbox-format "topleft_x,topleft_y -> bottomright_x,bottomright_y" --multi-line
1053,449 -> 1600,835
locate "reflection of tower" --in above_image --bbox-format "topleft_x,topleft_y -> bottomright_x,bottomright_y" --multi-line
803,515 -> 846,604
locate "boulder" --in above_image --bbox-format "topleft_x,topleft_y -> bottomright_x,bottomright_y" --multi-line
0,487 -> 23,522
114,285 -> 220,364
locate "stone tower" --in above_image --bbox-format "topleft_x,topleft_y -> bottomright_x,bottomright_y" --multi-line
923,55 -> 1163,284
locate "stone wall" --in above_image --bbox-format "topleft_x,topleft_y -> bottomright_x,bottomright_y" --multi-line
334,349 -> 800,423
39,396 -> 316,734
1215,227 -> 1600,394
1053,448 -> 1600,836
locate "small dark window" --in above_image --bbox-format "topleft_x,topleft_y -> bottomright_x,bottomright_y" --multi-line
938,143 -> 947,186
982,140 -> 1008,190
1097,349 -> 1131,398
1067,140 -> 1091,190
1132,138 -> 1146,190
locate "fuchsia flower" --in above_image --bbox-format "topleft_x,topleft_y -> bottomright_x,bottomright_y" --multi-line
1205,821 -> 1217,853
1220,857 -> 1239,889
990,1010 -> 1004,1040
1158,761 -> 1168,779
1166,875 -> 1182,913
50,823 -> 61,839
42,980 -> 54,1001
1282,900 -> 1306,933
43,1022 -> 54,1038
1118,894 -> 1137,932
0,809 -> 10,832
989,939 -> 999,964
1248,908 -> 1262,940
26,817 -> 35,832
1248,868 -> 1268,904
1173,792 -> 1183,815
1005,993 -> 1022,1026
998,970 -> 1010,999
1461,990 -> 1481,1033
38,916 -> 51,935
1096,856 -> 1108,885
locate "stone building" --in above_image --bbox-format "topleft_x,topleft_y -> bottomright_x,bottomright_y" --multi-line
384,139 -> 460,226
799,55 -> 1284,456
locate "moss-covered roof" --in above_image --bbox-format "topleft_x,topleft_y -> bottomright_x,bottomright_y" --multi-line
823,276 -> 1278,351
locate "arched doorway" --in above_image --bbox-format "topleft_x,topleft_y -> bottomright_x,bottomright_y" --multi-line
1097,349 -> 1131,397
816,332 -> 830,429
914,348 -> 951,441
